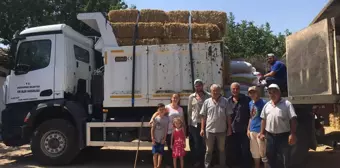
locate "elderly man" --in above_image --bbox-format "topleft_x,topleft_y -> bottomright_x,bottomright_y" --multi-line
260,53 -> 288,93
226,82 -> 252,168
200,84 -> 232,168
259,84 -> 297,168
187,79 -> 211,167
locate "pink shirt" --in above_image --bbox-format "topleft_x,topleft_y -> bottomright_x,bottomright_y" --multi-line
166,104 -> 184,134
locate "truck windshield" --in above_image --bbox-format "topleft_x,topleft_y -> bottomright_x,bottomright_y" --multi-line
16,40 -> 51,71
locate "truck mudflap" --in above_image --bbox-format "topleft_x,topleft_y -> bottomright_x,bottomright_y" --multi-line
1,104 -> 34,146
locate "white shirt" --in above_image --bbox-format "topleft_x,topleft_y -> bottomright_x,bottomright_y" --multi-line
166,104 -> 184,134
260,99 -> 297,134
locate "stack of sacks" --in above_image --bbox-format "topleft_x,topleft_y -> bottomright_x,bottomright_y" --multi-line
230,60 -> 258,87
108,9 -> 227,46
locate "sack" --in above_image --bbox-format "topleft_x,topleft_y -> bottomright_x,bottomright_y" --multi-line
231,73 -> 257,85
230,61 -> 253,74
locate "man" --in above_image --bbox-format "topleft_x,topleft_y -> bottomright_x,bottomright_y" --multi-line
226,82 -> 252,168
200,84 -> 232,168
247,86 -> 268,168
259,84 -> 297,168
260,53 -> 287,93
187,79 -> 211,167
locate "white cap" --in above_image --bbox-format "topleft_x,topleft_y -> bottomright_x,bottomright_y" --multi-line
194,79 -> 203,85
267,53 -> 275,57
268,84 -> 280,90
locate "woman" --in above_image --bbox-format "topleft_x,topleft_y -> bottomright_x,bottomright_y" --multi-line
150,93 -> 186,167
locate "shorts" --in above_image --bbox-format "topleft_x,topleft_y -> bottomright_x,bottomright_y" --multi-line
250,132 -> 268,162
152,143 -> 165,155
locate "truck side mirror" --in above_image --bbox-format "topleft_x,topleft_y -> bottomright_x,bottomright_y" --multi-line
14,64 -> 30,75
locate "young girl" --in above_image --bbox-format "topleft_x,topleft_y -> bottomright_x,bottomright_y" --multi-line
149,93 -> 186,167
171,117 -> 186,168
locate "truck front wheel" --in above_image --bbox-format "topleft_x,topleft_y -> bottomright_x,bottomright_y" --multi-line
31,119 -> 79,165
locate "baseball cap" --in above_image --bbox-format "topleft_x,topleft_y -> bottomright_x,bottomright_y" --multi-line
248,86 -> 258,92
194,79 -> 203,85
268,84 -> 280,90
267,53 -> 275,57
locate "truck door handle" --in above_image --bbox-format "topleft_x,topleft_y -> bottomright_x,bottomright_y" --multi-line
76,62 -> 79,68
40,89 -> 52,97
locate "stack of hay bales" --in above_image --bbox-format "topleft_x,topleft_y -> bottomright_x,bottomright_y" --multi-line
330,113 -> 340,129
108,9 -> 226,46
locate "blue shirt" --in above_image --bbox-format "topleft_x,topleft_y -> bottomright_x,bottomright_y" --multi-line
270,60 -> 287,80
249,99 -> 267,133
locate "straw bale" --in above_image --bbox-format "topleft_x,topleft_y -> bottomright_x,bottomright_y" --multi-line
164,23 -> 222,40
111,22 -> 164,38
191,10 -> 227,35
162,38 -> 203,44
330,113 -> 335,127
108,9 -> 139,22
117,38 -> 162,46
167,10 -> 190,23
140,9 -> 169,23
164,23 -> 189,39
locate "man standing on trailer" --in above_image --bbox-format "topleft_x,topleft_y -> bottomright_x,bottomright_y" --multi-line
258,84 -> 297,168
226,82 -> 252,168
260,53 -> 288,93
187,79 -> 211,167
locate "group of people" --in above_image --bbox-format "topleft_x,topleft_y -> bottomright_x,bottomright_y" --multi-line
149,53 -> 295,168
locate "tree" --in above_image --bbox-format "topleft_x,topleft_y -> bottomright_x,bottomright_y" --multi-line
224,12 -> 291,60
0,0 -> 133,44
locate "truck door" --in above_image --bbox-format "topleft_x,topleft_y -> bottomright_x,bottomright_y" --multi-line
286,18 -> 337,97
7,35 -> 55,103
73,44 -> 91,93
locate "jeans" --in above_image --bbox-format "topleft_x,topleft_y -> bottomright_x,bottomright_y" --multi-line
266,132 -> 292,168
189,124 -> 206,164
229,132 -> 251,168
165,134 -> 173,165
205,132 -> 226,168
265,77 -> 287,92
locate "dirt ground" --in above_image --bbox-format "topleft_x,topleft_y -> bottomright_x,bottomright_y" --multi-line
1,128 -> 340,168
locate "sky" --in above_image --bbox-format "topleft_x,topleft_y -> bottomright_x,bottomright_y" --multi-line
125,0 -> 329,35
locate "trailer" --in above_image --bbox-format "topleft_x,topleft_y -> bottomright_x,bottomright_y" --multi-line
0,12 -> 227,165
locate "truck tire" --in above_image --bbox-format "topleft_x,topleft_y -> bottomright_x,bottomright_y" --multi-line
31,119 -> 79,165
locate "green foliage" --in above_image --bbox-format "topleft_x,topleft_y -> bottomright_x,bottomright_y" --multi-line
0,0 -> 132,44
224,12 -> 291,60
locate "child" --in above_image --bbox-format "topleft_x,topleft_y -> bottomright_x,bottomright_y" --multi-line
151,103 -> 169,168
171,117 -> 186,168
247,86 -> 268,168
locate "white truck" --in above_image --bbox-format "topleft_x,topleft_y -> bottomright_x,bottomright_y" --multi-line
1,12 -> 227,165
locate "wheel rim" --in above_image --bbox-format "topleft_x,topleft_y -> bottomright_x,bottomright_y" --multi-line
40,130 -> 67,157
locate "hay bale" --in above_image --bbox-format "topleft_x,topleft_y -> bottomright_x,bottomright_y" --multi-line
167,10 -> 190,23
164,23 -> 222,40
108,9 -> 139,22
162,38 -> 203,44
191,10 -> 227,35
164,23 -> 189,39
111,22 -> 164,38
117,38 -> 162,46
140,9 -> 169,23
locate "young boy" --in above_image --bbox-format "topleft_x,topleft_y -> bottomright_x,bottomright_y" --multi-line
247,86 -> 268,168
151,103 -> 169,168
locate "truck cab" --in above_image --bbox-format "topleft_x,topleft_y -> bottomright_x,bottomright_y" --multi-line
5,24 -> 95,105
